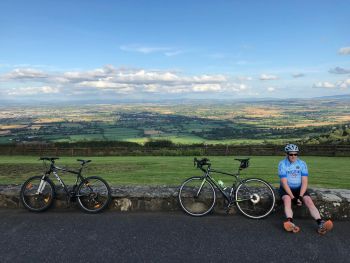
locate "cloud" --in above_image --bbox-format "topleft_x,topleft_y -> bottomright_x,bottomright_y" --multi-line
120,44 -> 182,56
312,81 -> 336,89
267,87 -> 276,92
192,84 -> 222,92
7,86 -> 60,95
337,79 -> 350,89
164,50 -> 183,57
313,79 -> 350,90
236,76 -> 253,81
3,68 -> 49,80
338,47 -> 350,55
329,67 -> 350,74
292,73 -> 305,78
1,65 -> 252,96
260,74 -> 278,80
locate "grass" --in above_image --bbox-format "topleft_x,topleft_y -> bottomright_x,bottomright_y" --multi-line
0,156 -> 349,189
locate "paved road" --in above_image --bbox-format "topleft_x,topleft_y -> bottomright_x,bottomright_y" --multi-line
0,209 -> 349,263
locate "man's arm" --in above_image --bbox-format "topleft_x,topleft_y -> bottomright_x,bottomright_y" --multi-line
299,161 -> 309,197
300,176 -> 308,197
281,178 -> 295,199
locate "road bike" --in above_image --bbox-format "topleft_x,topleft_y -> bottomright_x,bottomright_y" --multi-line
20,157 -> 111,213
178,157 -> 276,219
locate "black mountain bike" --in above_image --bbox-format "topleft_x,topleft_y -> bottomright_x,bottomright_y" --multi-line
20,157 -> 111,213
178,157 -> 276,219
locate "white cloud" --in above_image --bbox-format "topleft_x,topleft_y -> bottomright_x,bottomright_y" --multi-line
338,47 -> 350,55
312,81 -> 336,89
329,67 -> 350,74
7,86 -> 59,95
1,65 -> 253,97
164,50 -> 183,57
120,44 -> 182,56
260,74 -> 278,80
267,87 -> 276,92
192,84 -> 222,92
236,76 -> 253,81
337,79 -> 350,89
313,79 -> 350,90
62,65 -> 116,82
292,73 -> 305,78
3,68 -> 48,80
220,83 -> 249,93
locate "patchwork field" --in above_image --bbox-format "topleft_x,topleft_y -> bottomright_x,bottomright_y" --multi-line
0,97 -> 349,145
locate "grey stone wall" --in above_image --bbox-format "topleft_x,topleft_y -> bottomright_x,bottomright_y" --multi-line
1,184 -> 349,220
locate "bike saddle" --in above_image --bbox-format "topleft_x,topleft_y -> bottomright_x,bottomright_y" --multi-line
234,158 -> 250,169
234,158 -> 250,162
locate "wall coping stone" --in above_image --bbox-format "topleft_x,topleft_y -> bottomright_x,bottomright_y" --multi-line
1,184 -> 349,220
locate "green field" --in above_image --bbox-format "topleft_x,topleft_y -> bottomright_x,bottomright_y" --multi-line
1,99 -> 349,145
0,156 -> 349,189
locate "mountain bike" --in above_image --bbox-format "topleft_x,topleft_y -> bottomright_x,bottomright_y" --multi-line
20,157 -> 111,213
178,157 -> 276,219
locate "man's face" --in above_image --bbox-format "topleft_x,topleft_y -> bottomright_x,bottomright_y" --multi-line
287,151 -> 298,163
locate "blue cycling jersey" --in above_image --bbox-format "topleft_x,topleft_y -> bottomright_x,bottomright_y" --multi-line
278,158 -> 308,189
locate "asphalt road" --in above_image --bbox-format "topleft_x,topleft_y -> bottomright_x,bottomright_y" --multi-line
0,209 -> 349,263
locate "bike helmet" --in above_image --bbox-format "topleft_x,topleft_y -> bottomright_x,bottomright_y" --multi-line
284,144 -> 299,153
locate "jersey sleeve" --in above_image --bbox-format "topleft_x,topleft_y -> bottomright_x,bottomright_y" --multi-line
301,161 -> 308,176
278,161 -> 287,178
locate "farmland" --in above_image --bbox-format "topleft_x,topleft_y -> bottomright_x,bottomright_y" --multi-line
0,97 -> 349,145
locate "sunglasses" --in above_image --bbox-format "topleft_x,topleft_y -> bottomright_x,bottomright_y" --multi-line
288,153 -> 298,156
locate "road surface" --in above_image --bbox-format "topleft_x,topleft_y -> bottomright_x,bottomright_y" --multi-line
0,209 -> 349,263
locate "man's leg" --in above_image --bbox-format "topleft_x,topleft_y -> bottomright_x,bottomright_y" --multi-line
282,195 -> 293,218
302,195 -> 333,234
282,195 -> 300,233
302,196 -> 321,219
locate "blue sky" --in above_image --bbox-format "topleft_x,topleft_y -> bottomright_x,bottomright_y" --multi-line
0,0 -> 349,101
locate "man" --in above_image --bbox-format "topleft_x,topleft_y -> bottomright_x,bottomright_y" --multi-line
278,144 -> 333,234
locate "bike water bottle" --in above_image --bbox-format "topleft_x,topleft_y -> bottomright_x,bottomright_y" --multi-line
218,180 -> 225,188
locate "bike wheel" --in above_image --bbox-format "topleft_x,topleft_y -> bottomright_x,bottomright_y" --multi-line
178,176 -> 216,216
20,176 -> 55,212
235,178 -> 275,219
77,176 -> 111,213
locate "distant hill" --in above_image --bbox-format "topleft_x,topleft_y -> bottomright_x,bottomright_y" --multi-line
300,125 -> 350,145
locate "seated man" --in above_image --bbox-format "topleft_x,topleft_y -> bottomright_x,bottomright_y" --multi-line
278,144 -> 333,234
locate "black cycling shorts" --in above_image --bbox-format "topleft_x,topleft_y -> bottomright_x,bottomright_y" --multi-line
279,187 -> 310,198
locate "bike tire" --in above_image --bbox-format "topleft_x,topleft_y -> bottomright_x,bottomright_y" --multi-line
235,178 -> 275,219
20,176 -> 55,212
76,176 -> 111,213
178,176 -> 216,216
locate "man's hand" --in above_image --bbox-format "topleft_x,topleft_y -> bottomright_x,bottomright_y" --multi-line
297,196 -> 303,206
292,196 -> 303,206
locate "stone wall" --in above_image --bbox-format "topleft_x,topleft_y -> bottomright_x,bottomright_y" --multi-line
1,185 -> 349,220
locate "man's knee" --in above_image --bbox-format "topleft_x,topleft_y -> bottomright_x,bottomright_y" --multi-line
302,196 -> 315,207
282,195 -> 292,206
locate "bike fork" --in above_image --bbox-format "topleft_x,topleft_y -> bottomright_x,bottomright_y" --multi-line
36,176 -> 47,194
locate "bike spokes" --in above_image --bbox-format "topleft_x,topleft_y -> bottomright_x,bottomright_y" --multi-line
178,177 -> 216,216
77,177 -> 111,213
20,176 -> 54,211
235,179 -> 275,219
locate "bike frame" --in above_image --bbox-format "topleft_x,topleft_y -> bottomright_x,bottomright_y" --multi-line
200,166 -> 244,203
38,161 -> 86,196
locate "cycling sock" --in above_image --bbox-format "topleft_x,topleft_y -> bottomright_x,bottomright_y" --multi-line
316,218 -> 322,225
287,217 -> 293,222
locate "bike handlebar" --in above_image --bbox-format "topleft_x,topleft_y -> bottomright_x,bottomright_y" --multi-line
39,157 -> 91,166
39,157 -> 59,162
194,157 -> 211,171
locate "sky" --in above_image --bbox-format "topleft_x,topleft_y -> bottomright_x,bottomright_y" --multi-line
0,0 -> 350,102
